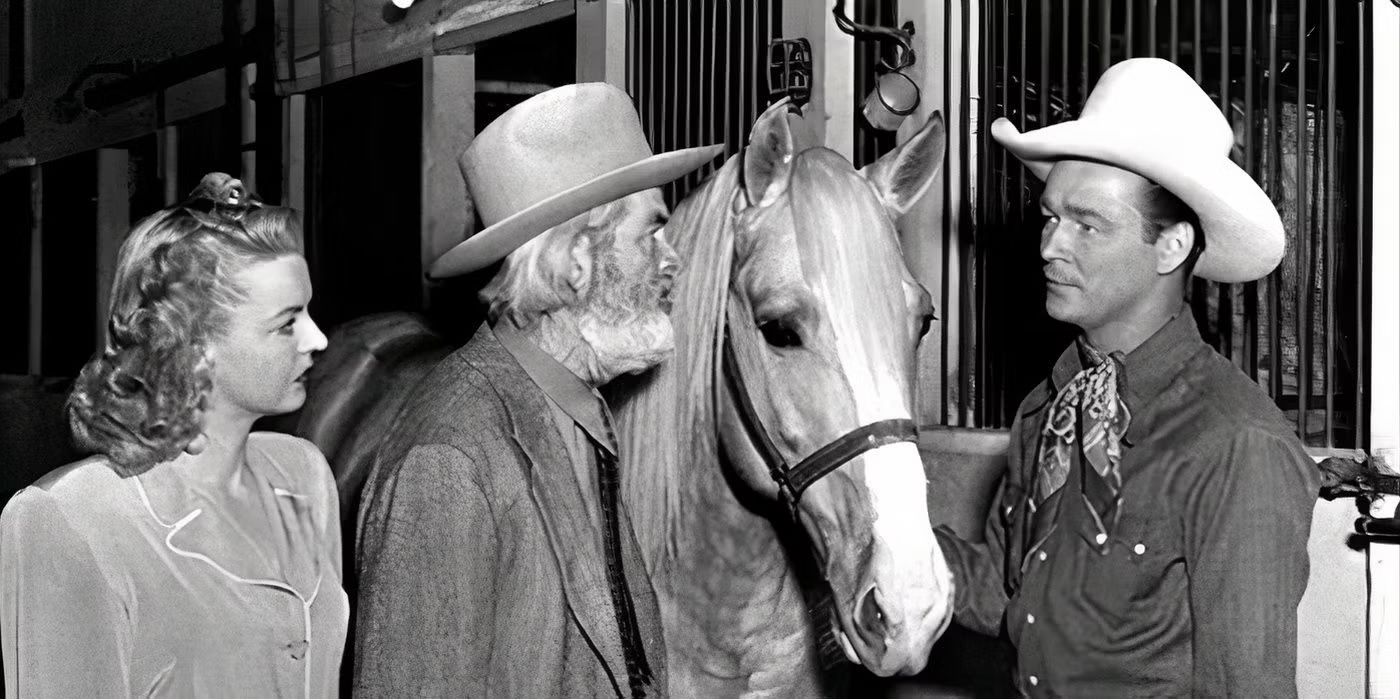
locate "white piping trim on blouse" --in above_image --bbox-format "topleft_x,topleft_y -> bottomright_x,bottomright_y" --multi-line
131,477 -> 323,699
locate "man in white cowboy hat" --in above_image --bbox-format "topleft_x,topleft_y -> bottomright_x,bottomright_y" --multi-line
930,58 -> 1320,697
352,83 -> 722,698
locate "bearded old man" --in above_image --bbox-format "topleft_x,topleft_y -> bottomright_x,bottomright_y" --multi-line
352,84 -> 722,698
932,58 -> 1320,697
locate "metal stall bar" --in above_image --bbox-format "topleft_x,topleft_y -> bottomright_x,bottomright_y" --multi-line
1080,0 -> 1089,105
1170,0 -> 1179,64
1268,0 -> 1282,399
1061,0 -> 1069,113
1296,0 -> 1310,440
961,0 -> 974,424
1099,0 -> 1110,73
1244,0 -> 1260,381
1125,0 -> 1133,58
1040,3 -> 1049,143
722,0 -> 731,158
1353,0 -> 1367,449
1218,0 -> 1234,361
1148,0 -> 1157,58
1323,0 -> 1336,446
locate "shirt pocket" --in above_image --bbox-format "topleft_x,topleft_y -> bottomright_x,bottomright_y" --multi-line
1079,512 -> 1180,620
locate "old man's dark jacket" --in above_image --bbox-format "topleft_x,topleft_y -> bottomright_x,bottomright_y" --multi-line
352,324 -> 666,697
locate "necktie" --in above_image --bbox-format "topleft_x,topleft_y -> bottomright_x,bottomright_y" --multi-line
593,443 -> 655,698
1033,344 -> 1132,510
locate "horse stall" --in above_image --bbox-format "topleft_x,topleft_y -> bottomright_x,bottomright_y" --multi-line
1,0 -> 1398,697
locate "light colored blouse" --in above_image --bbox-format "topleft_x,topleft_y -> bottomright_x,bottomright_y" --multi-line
0,432 -> 348,698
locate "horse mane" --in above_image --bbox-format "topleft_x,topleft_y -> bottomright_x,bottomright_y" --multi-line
609,155 -> 740,572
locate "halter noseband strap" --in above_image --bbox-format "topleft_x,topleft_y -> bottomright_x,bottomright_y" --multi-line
721,323 -> 919,512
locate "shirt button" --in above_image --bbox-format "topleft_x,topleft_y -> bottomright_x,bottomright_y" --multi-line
286,639 -> 308,660
1094,533 -> 1108,545
1134,543 -> 1147,555
1026,613 -> 1036,624
1038,550 -> 1048,561
1029,675 -> 1039,686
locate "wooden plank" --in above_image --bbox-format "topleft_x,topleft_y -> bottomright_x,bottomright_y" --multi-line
95,148 -> 129,343
575,0 -> 626,87
284,94 -> 307,230
27,167 -> 41,375
419,54 -> 475,305
435,0 -> 571,52
898,0 -> 953,427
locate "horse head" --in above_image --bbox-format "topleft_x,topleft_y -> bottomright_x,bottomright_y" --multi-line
715,99 -> 954,677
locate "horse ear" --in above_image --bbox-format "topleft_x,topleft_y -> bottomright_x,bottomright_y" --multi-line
742,98 -> 797,208
860,110 -> 946,216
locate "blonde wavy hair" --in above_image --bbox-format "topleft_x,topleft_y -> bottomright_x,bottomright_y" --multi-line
67,173 -> 304,474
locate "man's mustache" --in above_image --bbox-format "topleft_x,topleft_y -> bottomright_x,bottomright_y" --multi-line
1043,264 -> 1081,287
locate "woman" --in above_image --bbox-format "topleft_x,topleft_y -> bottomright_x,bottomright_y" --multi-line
0,174 -> 345,698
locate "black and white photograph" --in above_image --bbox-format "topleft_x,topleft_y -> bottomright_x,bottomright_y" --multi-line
0,0 -> 1397,697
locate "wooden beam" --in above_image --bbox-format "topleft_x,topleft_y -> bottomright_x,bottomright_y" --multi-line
420,54 -> 475,306
435,0 -> 573,54
95,148 -> 129,344
575,0 -> 625,87
27,167 -> 41,375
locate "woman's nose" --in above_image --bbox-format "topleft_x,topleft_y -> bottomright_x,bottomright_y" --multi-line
301,317 -> 329,353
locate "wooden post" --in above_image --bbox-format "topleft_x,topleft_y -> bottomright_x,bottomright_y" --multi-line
897,0 -> 954,426
781,0 -> 853,152
285,93 -> 307,246
821,1 -> 855,159
1368,2 -> 1400,697
160,126 -> 180,205
96,148 -> 130,343
420,54 -> 476,307
27,167 -> 42,375
576,0 -> 626,87
242,63 -> 258,192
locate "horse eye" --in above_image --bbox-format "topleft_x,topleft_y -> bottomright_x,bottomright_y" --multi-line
759,320 -> 803,349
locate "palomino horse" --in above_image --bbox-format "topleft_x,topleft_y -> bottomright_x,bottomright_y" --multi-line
606,99 -> 953,696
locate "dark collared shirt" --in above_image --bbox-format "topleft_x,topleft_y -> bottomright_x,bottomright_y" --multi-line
495,322 -> 656,698
934,308 -> 1320,698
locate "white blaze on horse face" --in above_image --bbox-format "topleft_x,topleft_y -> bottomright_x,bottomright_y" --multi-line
784,150 -> 951,673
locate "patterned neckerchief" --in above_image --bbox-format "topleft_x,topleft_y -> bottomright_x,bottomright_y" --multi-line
1032,339 -> 1133,536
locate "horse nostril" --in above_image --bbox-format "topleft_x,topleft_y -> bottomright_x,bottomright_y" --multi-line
853,586 -> 889,653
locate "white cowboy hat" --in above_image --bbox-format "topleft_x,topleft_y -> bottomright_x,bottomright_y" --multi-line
429,83 -> 725,279
991,57 -> 1285,283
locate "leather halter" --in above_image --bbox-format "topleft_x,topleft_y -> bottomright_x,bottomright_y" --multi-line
720,318 -> 919,515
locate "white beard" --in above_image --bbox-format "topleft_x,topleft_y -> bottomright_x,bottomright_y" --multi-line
577,306 -> 676,382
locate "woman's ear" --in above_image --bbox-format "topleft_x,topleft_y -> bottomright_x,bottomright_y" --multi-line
567,233 -> 595,297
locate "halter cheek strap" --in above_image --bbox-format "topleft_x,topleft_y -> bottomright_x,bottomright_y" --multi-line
720,322 -> 919,514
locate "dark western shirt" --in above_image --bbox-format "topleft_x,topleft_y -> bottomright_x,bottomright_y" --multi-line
934,308 -> 1320,698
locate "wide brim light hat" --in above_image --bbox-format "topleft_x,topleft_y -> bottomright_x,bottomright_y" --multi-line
990,57 -> 1284,283
429,82 -> 725,279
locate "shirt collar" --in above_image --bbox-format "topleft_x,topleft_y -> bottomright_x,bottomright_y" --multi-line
493,321 -> 619,457
1046,306 -> 1205,442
